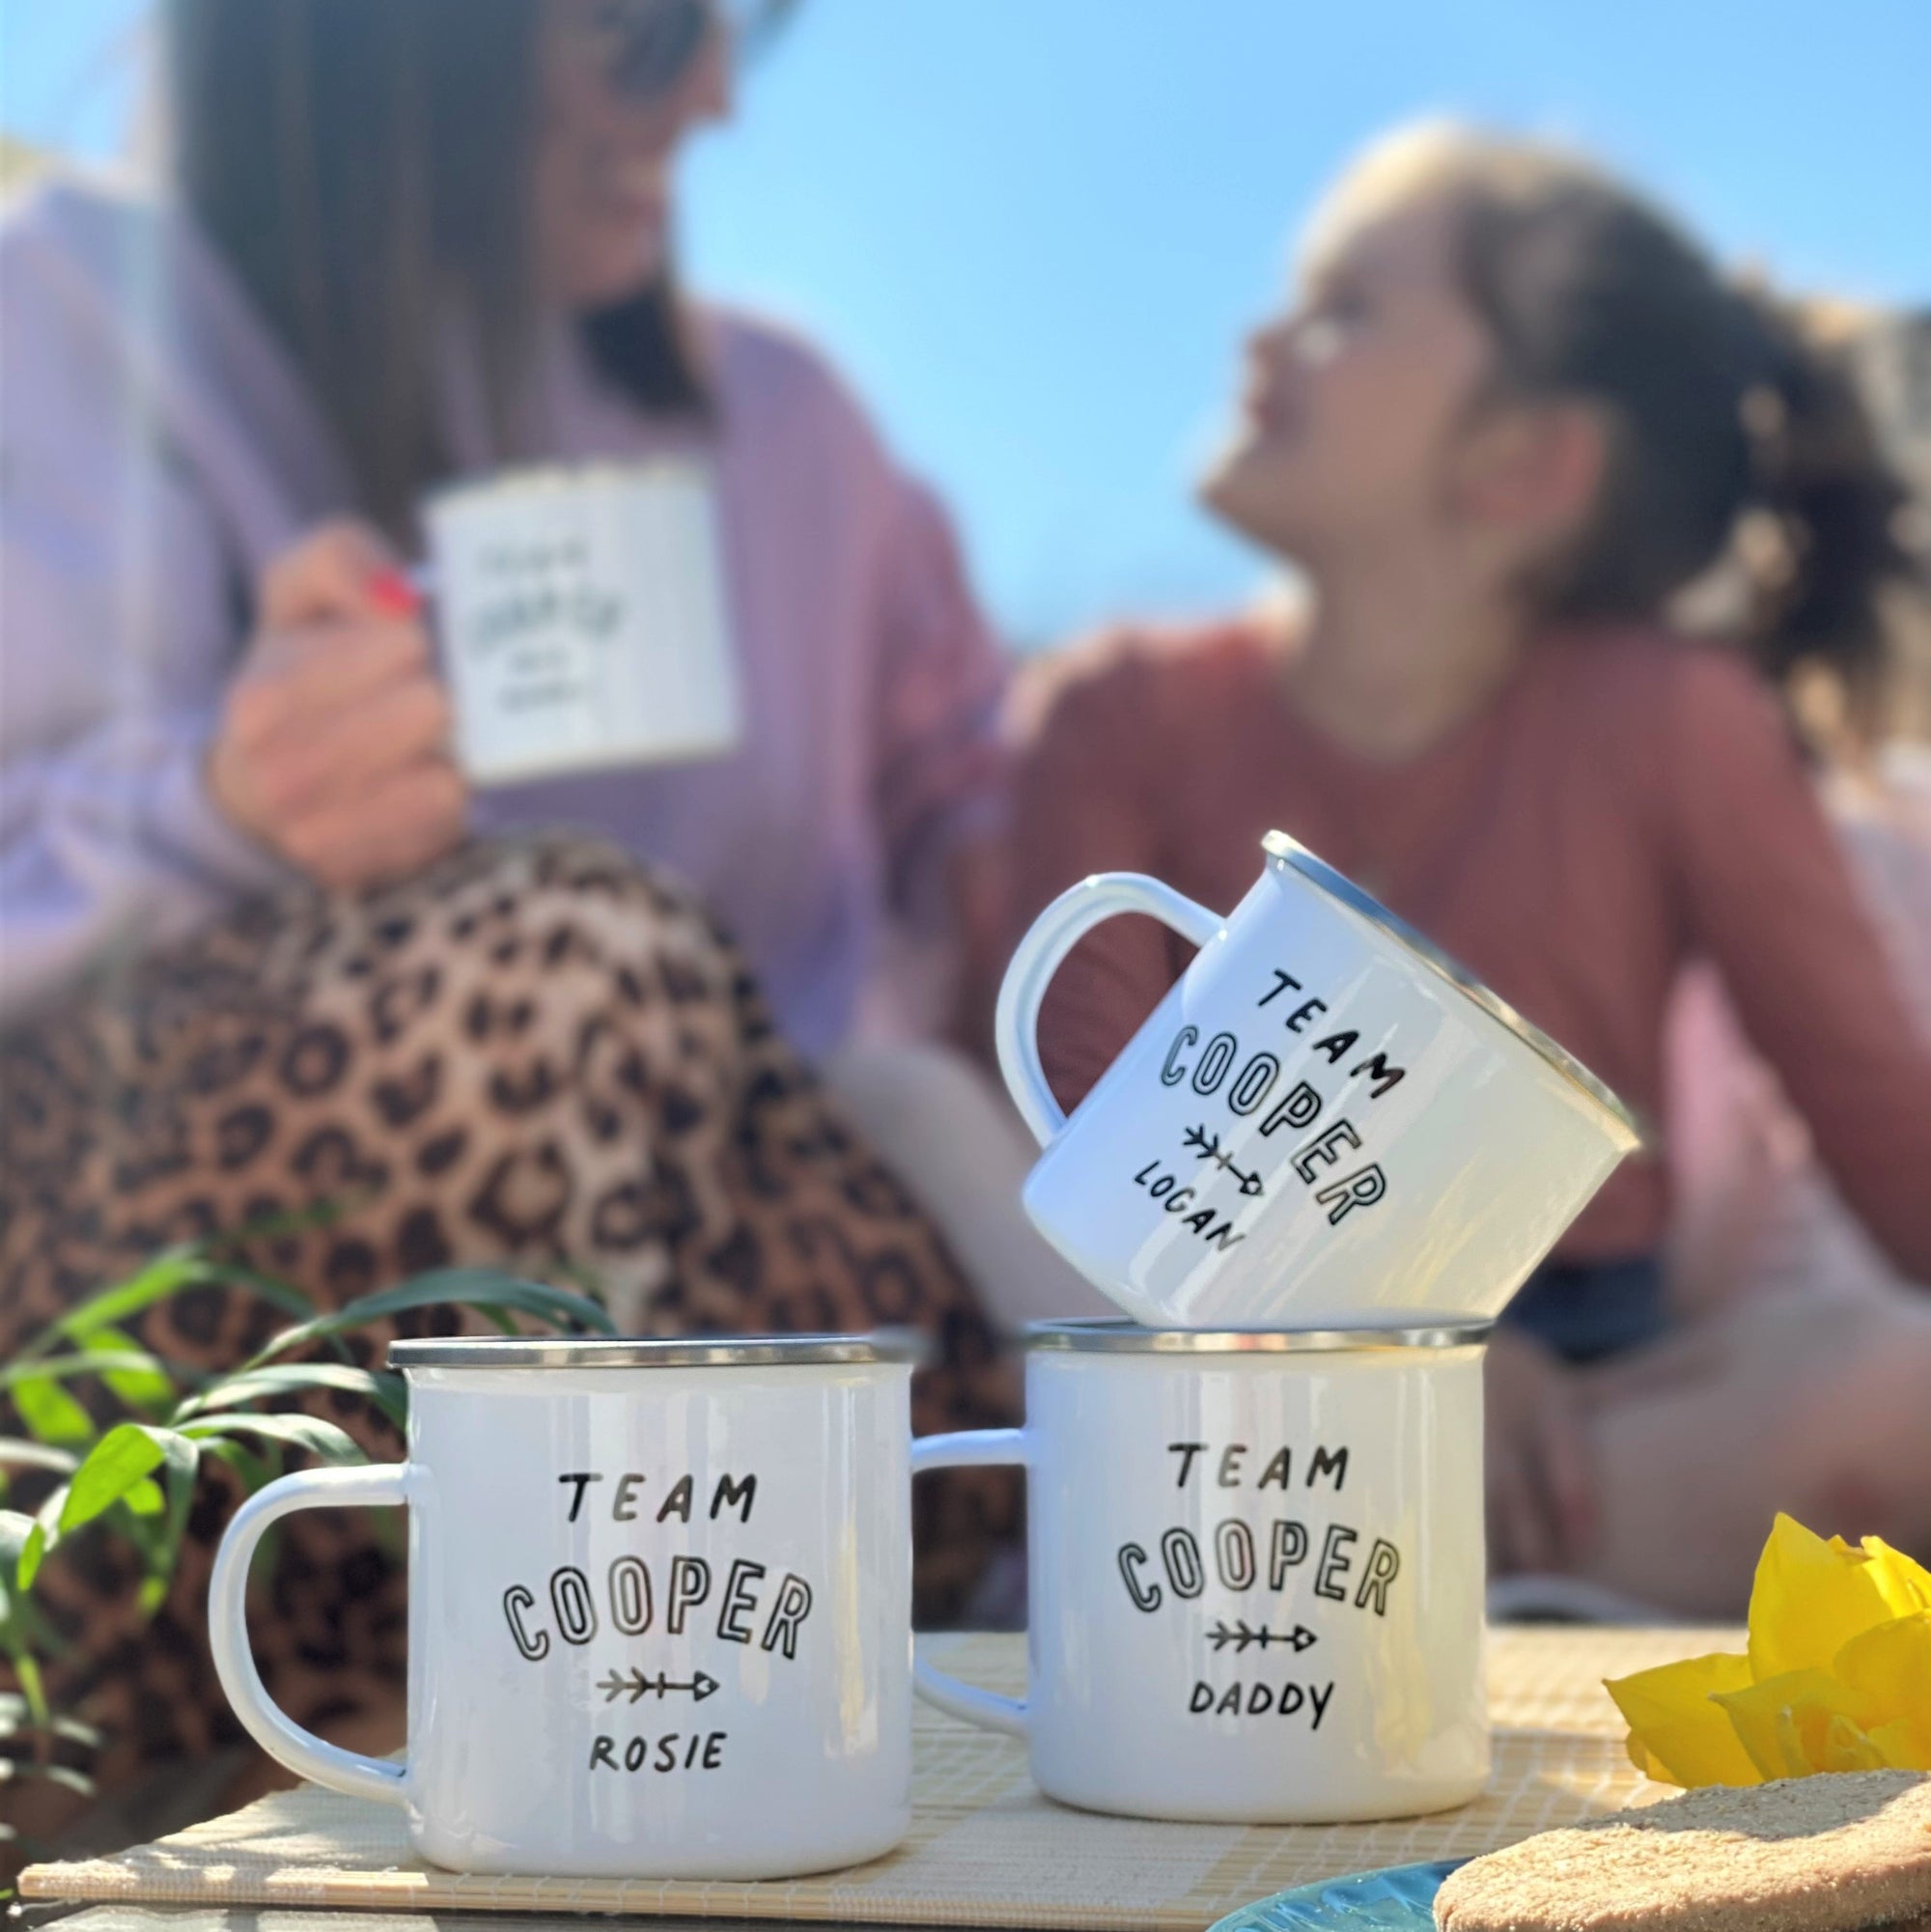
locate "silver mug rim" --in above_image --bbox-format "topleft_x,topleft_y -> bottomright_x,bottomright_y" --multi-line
1262,830 -> 1644,1149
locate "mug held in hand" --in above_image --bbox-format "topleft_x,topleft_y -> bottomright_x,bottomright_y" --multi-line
995,833 -> 1643,1330
426,460 -> 740,786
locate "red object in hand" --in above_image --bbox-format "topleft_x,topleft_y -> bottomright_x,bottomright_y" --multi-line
369,568 -> 423,617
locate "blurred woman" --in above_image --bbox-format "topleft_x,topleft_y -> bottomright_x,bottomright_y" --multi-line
0,0 -> 1021,1804
1005,124 -> 1931,1603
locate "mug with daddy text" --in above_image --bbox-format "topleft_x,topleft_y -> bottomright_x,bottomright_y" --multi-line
911,1318 -> 1493,1822
210,1332 -> 920,1878
995,832 -> 1643,1330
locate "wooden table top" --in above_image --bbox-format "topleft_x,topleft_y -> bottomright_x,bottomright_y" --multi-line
23,1626 -> 1732,1932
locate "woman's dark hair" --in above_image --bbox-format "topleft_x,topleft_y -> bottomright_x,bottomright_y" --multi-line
166,0 -> 714,535
1349,127 -> 1915,697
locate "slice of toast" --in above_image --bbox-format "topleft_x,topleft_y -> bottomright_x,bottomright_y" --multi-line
1434,1770 -> 1931,1932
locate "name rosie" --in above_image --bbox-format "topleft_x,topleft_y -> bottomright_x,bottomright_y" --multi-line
499,1465 -> 819,1780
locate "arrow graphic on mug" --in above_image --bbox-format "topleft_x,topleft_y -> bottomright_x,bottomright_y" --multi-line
1207,1619 -> 1318,1655
598,1668 -> 721,1703
1183,1125 -> 1266,1197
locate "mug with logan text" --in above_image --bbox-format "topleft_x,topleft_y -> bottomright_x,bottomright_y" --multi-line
209,1332 -> 919,1878
996,832 -> 1643,1330
912,1318 -> 1492,1823
425,459 -> 740,787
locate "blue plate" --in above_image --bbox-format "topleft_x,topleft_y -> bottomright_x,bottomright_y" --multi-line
1207,1860 -> 1465,1929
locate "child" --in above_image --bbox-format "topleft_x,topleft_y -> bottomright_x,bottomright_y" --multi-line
1006,123 -> 1931,1595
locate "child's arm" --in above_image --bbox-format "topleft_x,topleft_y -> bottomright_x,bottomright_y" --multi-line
1667,653 -> 1931,1285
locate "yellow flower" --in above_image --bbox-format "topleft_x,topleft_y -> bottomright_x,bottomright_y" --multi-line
1604,1515 -> 1931,1788
1603,1650 -> 1761,1787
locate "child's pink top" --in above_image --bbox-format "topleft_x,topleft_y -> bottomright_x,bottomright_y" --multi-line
1006,617 -> 1931,1274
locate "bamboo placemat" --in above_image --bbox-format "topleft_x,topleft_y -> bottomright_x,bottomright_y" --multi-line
22,1628 -> 1726,1931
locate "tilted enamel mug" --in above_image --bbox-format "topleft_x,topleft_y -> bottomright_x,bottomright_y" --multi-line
912,1318 -> 1492,1823
426,459 -> 740,786
996,832 -> 1642,1329
209,1332 -> 919,1878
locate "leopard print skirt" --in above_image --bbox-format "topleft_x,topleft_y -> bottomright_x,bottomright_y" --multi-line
0,834 -> 1019,1801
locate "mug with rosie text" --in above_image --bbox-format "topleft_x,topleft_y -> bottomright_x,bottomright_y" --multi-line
996,832 -> 1642,1330
912,1319 -> 1492,1823
425,459 -> 740,787
210,1332 -> 919,1878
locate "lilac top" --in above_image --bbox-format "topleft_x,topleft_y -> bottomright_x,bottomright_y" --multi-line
0,179 -> 1006,1054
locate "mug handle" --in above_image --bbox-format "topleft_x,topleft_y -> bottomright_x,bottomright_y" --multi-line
995,874 -> 1224,1145
910,1429 -> 1031,1740
209,1462 -> 413,1806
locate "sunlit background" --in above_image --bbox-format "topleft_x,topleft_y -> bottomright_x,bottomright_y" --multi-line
5,0 -> 1927,645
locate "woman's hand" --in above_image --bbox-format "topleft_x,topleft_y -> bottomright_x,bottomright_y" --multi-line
210,521 -> 467,892
1484,1326 -> 1599,1576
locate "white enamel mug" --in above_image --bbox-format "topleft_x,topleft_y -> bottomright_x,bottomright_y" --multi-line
209,1332 -> 918,1878
997,832 -> 1642,1329
425,459 -> 740,786
912,1319 -> 1491,1823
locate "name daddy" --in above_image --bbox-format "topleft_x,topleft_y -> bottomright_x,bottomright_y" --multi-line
1115,1439 -> 1408,1734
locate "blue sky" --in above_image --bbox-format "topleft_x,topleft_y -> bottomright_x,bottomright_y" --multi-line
5,0 -> 1926,644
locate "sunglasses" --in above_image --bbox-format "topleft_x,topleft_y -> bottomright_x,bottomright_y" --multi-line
572,0 -> 792,102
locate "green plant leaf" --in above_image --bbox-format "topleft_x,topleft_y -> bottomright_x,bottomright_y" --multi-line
178,1414 -> 367,1466
204,1197 -> 352,1254
15,1491 -> 62,1594
0,1509 -> 33,1616
197,1435 -> 279,1496
36,1248 -> 309,1358
58,1425 -> 198,1539
248,1268 -> 612,1367
67,1327 -> 178,1411
13,1652 -> 48,1731
0,1442 -> 79,1477
8,1592 -> 68,1663
8,1375 -> 96,1448
0,1350 -> 171,1395
125,1448 -> 201,1619
551,1256 -> 607,1301
0,1759 -> 96,1797
120,1476 -> 165,1518
0,1695 -> 100,1748
181,1258 -> 318,1321
26,1250 -> 209,1358
0,1251 -> 604,1775
174,1363 -> 406,1430
110,1503 -> 171,1584
15,1429 -> 205,1605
